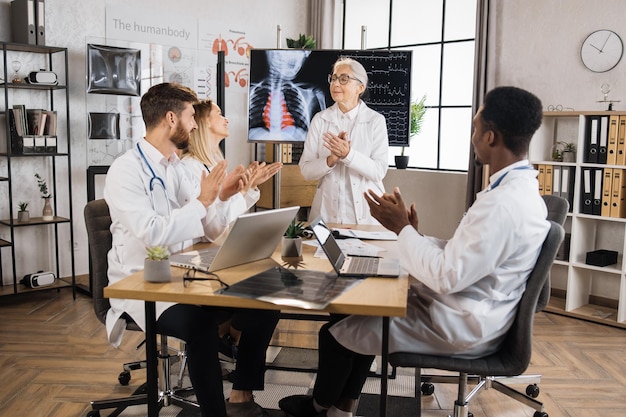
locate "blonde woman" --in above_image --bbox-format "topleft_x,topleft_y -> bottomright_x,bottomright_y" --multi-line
181,99 -> 282,224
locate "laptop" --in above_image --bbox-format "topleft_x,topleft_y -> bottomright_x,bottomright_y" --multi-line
310,217 -> 401,278
170,206 -> 300,272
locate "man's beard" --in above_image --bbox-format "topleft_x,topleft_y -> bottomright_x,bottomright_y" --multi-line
171,123 -> 190,150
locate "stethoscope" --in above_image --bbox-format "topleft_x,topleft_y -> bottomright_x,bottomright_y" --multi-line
136,143 -> 170,215
488,165 -> 533,191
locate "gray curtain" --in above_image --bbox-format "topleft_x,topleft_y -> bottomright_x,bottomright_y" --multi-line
309,0 -> 343,49
465,0 -> 492,210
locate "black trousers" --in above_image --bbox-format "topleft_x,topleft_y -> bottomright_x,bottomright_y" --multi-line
157,304 -> 280,417
313,315 -> 375,407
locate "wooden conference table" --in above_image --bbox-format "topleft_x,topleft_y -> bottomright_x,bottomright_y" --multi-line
104,225 -> 408,417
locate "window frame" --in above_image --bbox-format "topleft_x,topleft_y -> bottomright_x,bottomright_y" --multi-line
341,0 -> 477,172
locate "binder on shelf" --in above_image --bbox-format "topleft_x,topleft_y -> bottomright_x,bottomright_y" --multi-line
10,0 -> 36,45
616,116 -> 626,166
592,168 -> 602,215
35,0 -> 45,45
598,115 -> 609,164
34,135 -> 46,153
552,165 -> 561,197
581,167 -> 593,214
22,135 -> 36,153
45,136 -> 57,153
537,164 -> 545,195
607,115 -> 619,165
584,116 -> 599,163
610,169 -> 626,218
561,165 -> 575,211
601,168 -> 613,217
7,110 -> 23,154
544,164 -> 553,195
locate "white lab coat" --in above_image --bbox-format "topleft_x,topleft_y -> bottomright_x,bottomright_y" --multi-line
330,161 -> 551,359
299,102 -> 388,224
180,156 -> 260,229
103,139 -> 230,347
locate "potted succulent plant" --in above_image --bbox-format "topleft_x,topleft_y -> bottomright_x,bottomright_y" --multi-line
282,219 -> 306,257
396,95 -> 427,169
551,141 -> 577,163
35,172 -> 54,220
17,201 -> 29,222
144,245 -> 171,282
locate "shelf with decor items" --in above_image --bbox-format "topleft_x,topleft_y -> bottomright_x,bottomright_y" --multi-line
530,110 -> 626,328
0,42 -> 75,297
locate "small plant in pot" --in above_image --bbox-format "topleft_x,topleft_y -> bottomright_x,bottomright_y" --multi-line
396,95 -> 427,169
551,141 -> 577,163
17,201 -> 29,222
144,245 -> 171,282
282,219 -> 306,258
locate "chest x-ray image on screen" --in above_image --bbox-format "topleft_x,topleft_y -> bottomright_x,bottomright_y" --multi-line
248,49 -> 327,143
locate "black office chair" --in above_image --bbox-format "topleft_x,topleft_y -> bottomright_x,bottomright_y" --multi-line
537,194 -> 569,311
389,220 -> 564,417
84,199 -> 196,417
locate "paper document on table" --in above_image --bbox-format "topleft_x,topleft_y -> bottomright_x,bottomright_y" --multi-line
333,228 -> 397,241
306,238 -> 385,258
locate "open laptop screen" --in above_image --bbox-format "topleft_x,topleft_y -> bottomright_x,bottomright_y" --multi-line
310,217 -> 345,274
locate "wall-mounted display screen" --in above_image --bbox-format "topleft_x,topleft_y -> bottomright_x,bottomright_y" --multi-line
247,48 -> 412,146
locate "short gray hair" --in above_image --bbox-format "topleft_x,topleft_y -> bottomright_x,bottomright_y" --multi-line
333,56 -> 368,87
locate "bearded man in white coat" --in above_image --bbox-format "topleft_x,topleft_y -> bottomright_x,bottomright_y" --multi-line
279,86 -> 550,417
104,82 -> 279,417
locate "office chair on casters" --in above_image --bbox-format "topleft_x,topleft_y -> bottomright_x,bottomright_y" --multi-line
84,199 -> 196,417
389,220 -> 564,417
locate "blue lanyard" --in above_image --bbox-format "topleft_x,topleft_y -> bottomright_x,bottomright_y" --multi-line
489,165 -> 533,191
136,143 -> 166,191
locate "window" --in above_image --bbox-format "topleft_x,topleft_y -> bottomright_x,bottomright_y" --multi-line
343,0 -> 477,171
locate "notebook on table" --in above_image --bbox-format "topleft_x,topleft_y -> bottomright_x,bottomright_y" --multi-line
310,217 -> 401,278
170,206 -> 300,272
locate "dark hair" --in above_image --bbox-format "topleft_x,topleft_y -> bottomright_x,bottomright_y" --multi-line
140,83 -> 198,129
481,86 -> 543,156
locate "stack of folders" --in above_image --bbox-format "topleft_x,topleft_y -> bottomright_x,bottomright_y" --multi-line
576,114 -> 626,218
584,115 -> 626,165
537,164 -> 575,211
580,167 -> 626,218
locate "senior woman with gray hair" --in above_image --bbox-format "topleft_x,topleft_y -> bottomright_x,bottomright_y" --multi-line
298,56 -> 389,225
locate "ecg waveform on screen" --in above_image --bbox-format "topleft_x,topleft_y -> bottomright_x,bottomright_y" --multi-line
342,50 -> 412,146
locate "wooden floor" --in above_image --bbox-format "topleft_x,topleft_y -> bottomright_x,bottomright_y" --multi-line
0,287 -> 624,417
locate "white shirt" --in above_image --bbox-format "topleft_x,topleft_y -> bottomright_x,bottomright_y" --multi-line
330,160 -> 550,358
299,101 -> 389,225
180,156 -> 260,231
103,139 -> 229,347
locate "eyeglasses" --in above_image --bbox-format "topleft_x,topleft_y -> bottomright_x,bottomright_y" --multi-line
328,74 -> 362,85
183,268 -> 230,290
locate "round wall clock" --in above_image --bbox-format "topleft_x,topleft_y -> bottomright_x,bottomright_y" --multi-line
581,30 -> 623,72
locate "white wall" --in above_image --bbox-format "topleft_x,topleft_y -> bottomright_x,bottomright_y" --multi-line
490,0 -> 625,111
383,169 -> 466,239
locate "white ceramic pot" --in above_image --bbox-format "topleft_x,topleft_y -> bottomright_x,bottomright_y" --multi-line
144,258 -> 171,282
281,236 -> 303,258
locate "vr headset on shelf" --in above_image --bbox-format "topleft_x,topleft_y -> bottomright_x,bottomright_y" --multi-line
26,70 -> 58,85
20,271 -> 56,288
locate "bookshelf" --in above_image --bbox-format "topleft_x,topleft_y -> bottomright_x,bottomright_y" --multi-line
0,42 -> 75,296
530,110 -> 626,328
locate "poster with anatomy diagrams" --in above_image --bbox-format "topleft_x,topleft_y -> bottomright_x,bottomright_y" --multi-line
86,8 -> 255,166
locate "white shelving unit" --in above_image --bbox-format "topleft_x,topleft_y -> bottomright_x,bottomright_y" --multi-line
531,110 -> 626,328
